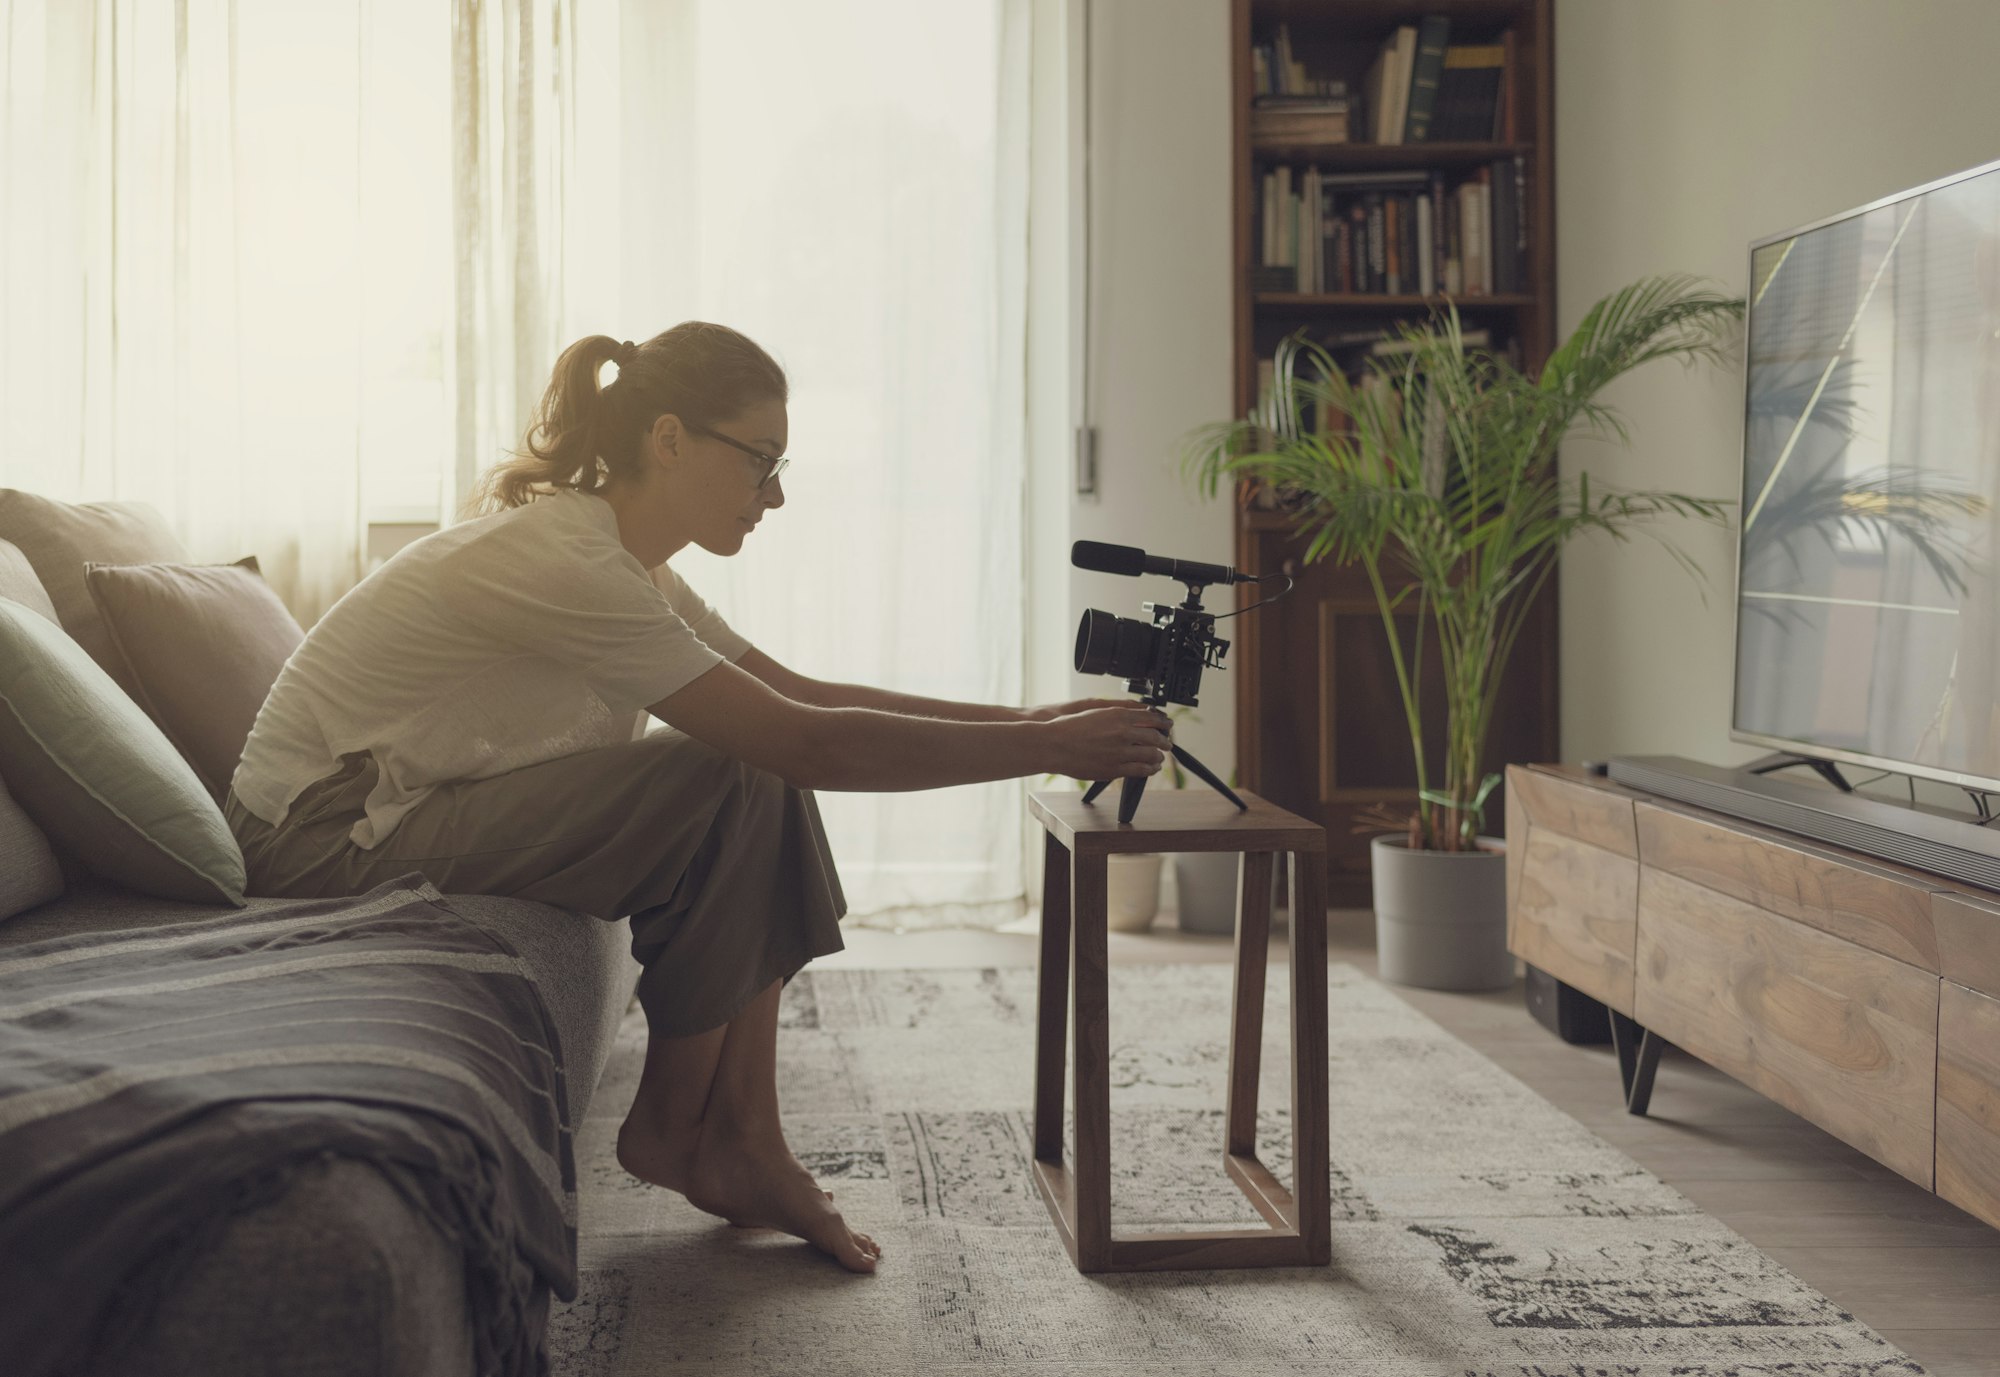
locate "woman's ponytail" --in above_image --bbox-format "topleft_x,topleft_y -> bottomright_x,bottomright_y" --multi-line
464,323 -> 788,516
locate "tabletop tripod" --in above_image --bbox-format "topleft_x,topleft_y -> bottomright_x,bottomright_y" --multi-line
1080,691 -> 1248,824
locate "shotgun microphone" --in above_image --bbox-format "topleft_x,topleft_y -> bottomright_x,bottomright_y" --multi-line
1069,540 -> 1257,586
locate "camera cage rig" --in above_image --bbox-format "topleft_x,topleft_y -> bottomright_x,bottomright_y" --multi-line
1072,564 -> 1294,824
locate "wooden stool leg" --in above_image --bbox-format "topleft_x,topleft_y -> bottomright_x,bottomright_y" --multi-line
1225,851 -> 1275,1157
1288,850 -> 1331,1264
1032,833 -> 1072,1165
1070,850 -> 1112,1271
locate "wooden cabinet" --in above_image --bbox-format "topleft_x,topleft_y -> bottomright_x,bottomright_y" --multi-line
1508,763 -> 2000,1229
1938,982 -> 2000,1227
1506,766 -> 1640,1016
1228,1 -> 1560,904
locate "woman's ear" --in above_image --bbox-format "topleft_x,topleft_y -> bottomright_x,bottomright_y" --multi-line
649,414 -> 683,468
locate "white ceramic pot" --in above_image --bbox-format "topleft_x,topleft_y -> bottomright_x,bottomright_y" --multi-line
1106,852 -> 1164,932
1370,835 -> 1512,991
1171,851 -> 1244,935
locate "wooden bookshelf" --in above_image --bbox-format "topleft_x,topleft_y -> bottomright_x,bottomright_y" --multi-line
1229,0 -> 1559,907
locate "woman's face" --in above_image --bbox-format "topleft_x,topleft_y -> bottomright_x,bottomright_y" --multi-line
657,399 -> 788,557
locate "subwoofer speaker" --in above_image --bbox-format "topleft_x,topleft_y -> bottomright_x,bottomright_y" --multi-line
1523,963 -> 1612,1045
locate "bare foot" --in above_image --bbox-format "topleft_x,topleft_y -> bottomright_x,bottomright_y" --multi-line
684,1128 -> 881,1273
729,1189 -> 834,1229
617,1118 -> 877,1270
615,1119 -> 697,1197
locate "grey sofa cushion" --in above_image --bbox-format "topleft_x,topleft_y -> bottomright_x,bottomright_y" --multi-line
467,896 -> 639,1123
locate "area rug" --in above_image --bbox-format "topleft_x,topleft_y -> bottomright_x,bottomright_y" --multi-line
548,962 -> 1926,1376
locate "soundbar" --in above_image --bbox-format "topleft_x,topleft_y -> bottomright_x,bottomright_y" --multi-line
1608,754 -> 2000,892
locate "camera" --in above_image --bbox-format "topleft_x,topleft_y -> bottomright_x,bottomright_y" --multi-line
1072,603 -> 1229,708
1067,540 -> 1288,821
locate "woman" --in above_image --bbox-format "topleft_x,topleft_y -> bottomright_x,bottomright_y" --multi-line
225,322 -> 1168,1274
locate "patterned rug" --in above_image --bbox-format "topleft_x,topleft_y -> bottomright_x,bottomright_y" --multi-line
549,962 -> 1926,1376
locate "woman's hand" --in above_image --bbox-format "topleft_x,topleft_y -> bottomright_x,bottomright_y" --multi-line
1042,704 -> 1171,781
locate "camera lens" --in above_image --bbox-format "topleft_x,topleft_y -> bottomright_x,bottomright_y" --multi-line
1075,608 -> 1159,679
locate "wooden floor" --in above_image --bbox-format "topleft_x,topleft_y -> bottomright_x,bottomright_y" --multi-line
823,904 -> 2000,1377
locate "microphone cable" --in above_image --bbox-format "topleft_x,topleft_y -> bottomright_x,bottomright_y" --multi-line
1213,570 -> 1296,621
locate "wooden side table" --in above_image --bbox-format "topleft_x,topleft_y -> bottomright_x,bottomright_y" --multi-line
1027,788 -> 1330,1273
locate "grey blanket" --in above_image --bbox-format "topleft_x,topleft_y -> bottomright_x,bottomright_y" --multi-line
0,875 -> 576,1377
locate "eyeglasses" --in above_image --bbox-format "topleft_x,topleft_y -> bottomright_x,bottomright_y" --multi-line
685,421 -> 789,489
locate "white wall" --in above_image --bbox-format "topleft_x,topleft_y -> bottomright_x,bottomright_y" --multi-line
1024,0 -> 1079,725
1556,0 -> 2000,766
1065,0 -> 1238,778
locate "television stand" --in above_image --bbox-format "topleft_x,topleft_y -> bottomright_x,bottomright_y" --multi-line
1506,762 -> 2000,1234
1744,749 -> 1853,792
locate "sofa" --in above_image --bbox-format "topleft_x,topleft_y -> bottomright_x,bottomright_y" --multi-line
0,489 -> 636,1376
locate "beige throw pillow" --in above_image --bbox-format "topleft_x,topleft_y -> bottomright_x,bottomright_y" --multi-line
0,491 -> 189,701
85,558 -> 306,802
0,539 -> 61,626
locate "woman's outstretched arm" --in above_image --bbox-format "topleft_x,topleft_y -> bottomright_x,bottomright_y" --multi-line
734,647 -> 1129,725
648,659 -> 1166,793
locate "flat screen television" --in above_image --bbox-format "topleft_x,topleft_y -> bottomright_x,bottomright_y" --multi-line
1733,156 -> 2000,794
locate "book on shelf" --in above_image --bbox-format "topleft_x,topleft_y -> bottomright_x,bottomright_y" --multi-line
1414,194 -> 1435,297
1262,168 -> 1274,267
1365,194 -> 1386,292
1459,171 -> 1489,295
1496,29 -> 1518,141
1362,24 -> 1419,145
1302,167 -> 1320,293
1278,165 -> 1293,271
1347,201 -> 1367,294
1384,196 -> 1402,295
1441,173 -> 1469,297
1403,15 -> 1452,143
1251,106 -> 1350,144
1434,41 -> 1506,143
1510,153 -> 1529,287
1489,156 -> 1517,294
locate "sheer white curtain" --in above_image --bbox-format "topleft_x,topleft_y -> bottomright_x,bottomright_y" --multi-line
450,0 -> 592,514
605,0 -> 1034,927
0,0 -> 587,625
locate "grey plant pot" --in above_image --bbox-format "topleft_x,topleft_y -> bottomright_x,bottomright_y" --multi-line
1171,851 -> 1245,935
1370,835 -> 1513,991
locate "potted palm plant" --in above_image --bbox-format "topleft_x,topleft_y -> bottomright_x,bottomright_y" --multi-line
1185,275 -> 1745,989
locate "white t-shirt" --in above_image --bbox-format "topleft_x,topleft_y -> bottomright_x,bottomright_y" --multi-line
232,488 -> 751,849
